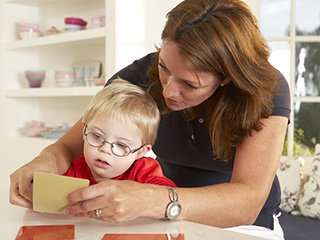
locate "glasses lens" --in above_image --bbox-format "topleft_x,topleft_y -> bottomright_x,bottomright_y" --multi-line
86,132 -> 104,147
111,143 -> 131,157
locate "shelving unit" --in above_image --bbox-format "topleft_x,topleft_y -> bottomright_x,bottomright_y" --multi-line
0,0 -> 180,148
0,0 -> 115,139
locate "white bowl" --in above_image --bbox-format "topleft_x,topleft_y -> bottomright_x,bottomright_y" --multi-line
19,31 -> 40,40
64,24 -> 85,32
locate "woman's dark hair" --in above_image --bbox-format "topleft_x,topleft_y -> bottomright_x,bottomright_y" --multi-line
149,0 -> 279,160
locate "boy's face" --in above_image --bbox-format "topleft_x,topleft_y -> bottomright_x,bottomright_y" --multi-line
83,115 -> 145,181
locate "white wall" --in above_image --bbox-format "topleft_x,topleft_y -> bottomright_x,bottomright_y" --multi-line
115,0 -> 257,71
115,0 -> 183,71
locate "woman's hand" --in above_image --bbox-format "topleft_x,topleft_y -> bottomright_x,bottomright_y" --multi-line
9,120 -> 84,209
65,179 -> 167,223
9,153 -> 59,208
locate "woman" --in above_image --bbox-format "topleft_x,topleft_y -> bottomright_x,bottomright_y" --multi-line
10,0 -> 290,239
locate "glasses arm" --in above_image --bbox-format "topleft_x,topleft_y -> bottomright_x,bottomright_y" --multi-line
131,144 -> 145,154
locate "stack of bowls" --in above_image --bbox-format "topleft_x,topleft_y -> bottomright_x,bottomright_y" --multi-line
64,17 -> 87,31
55,70 -> 75,87
17,23 -> 40,40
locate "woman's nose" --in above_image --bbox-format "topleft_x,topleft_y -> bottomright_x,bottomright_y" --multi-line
162,77 -> 179,98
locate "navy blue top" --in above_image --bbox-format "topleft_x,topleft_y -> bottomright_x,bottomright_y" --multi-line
109,53 -> 291,230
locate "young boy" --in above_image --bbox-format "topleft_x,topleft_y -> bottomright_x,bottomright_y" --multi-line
64,79 -> 175,187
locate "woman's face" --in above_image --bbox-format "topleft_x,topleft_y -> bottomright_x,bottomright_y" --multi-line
158,40 -> 221,111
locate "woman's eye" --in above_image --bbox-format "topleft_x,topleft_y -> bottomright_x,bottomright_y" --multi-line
184,82 -> 198,89
158,63 -> 168,72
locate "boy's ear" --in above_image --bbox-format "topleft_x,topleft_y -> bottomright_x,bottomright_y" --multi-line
136,144 -> 152,159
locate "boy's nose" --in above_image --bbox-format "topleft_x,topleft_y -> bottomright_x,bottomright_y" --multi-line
97,142 -> 112,155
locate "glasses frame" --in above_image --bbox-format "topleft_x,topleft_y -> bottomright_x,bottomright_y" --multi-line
83,124 -> 145,157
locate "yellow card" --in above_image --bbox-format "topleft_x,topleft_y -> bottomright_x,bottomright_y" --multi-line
33,171 -> 89,214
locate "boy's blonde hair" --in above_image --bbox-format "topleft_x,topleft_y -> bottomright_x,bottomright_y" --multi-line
82,78 -> 160,145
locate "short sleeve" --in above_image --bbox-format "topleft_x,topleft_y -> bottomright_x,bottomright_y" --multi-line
107,53 -> 157,90
271,71 -> 291,119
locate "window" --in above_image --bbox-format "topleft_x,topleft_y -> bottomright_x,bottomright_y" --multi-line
256,0 -> 320,157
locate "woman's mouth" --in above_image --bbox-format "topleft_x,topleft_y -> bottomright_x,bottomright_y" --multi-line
94,159 -> 110,169
166,98 -> 180,105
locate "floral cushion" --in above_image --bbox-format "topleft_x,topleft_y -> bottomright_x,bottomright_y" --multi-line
277,157 -> 303,213
297,153 -> 320,219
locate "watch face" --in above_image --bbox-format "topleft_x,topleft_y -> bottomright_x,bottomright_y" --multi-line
167,202 -> 181,219
170,205 -> 181,216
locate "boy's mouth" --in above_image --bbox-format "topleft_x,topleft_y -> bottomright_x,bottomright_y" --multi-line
94,159 -> 110,169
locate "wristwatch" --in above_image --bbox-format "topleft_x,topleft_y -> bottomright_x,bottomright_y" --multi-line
165,188 -> 182,220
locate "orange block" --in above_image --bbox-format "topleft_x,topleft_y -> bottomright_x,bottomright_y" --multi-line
102,233 -> 184,240
15,224 -> 75,240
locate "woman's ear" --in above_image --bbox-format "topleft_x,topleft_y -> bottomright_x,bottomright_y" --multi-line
220,78 -> 231,87
136,144 -> 152,159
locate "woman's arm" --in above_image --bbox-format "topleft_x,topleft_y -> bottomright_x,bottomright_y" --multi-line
65,116 -> 288,227
9,119 -> 85,208
174,116 -> 288,226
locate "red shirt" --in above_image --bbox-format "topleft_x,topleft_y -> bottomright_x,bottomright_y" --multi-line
64,155 -> 176,187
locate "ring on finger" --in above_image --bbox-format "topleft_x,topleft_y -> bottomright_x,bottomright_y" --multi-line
94,208 -> 103,218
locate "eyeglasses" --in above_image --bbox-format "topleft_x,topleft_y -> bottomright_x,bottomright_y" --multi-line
83,125 -> 144,157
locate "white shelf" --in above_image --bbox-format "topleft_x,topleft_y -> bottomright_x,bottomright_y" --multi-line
5,86 -> 102,97
6,27 -> 106,49
4,0 -> 89,6
4,0 -> 55,5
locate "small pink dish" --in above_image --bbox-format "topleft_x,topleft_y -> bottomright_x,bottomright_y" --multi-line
64,17 -> 87,27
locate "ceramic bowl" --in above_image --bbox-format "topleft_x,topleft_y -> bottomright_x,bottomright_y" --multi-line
64,24 -> 85,32
64,17 -> 87,27
16,23 -> 41,40
19,31 -> 40,40
55,70 -> 74,87
24,70 -> 46,88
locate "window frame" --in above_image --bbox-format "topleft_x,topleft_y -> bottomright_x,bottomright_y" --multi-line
255,0 -> 320,157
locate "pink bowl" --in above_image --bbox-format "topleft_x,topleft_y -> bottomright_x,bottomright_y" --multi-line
64,17 -> 87,27
25,70 -> 46,88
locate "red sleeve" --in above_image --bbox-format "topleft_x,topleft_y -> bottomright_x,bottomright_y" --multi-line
64,159 -> 78,177
127,157 -> 176,187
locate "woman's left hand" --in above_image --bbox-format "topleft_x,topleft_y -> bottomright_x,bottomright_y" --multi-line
65,179 -> 165,223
